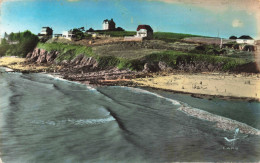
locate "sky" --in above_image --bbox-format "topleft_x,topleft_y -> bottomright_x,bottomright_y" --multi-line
0,0 -> 259,39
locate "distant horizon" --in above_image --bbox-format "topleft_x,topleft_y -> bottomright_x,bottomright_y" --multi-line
0,0 -> 259,39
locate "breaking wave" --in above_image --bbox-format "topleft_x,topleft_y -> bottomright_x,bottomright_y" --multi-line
30,116 -> 115,126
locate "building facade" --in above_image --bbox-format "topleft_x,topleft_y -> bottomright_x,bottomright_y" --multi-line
136,25 -> 153,39
103,19 -> 116,30
236,35 -> 255,45
62,31 -> 75,40
39,27 -> 53,36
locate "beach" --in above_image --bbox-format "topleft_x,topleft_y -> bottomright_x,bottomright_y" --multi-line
132,73 -> 260,101
1,56 -> 260,102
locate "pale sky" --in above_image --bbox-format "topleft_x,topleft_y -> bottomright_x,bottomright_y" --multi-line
0,0 -> 259,39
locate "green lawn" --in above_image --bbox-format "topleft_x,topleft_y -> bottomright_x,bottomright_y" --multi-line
153,32 -> 205,43
95,31 -> 204,43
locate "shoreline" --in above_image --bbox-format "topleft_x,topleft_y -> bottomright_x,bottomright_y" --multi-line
1,63 -> 260,136
132,73 -> 260,102
1,56 -> 260,102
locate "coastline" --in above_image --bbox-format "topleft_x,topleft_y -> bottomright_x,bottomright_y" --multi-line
1,59 -> 260,136
1,56 -> 260,102
132,73 -> 260,102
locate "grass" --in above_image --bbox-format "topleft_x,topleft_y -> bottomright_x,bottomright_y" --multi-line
94,50 -> 247,71
95,31 -> 204,43
96,31 -> 136,37
37,42 -> 94,63
143,51 -> 247,71
36,42 -> 247,71
153,32 -> 204,43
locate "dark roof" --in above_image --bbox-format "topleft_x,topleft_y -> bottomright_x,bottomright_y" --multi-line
137,25 -> 153,32
238,35 -> 253,40
229,36 -> 237,39
103,19 -> 115,24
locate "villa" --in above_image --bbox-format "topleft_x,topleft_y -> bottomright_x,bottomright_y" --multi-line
62,31 -> 75,40
136,25 -> 153,39
236,35 -> 255,45
38,27 -> 53,38
103,19 -> 116,30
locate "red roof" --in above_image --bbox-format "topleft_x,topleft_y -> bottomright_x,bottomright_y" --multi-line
137,25 -> 153,32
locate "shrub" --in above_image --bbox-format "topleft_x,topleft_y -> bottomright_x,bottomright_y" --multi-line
0,30 -> 39,57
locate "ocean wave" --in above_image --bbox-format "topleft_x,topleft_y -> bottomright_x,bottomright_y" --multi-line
45,73 -> 98,92
120,86 -> 181,106
178,105 -> 260,136
30,116 -> 115,126
120,86 -> 260,135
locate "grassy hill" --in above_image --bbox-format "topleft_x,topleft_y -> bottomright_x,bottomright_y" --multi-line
36,42 -> 248,71
96,31 -> 205,43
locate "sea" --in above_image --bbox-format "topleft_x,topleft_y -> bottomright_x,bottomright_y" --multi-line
0,67 -> 259,162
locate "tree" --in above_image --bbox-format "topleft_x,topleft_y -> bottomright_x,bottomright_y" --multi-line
78,27 -> 85,32
116,27 -> 125,31
0,30 -> 39,57
87,28 -> 95,32
71,28 -> 84,40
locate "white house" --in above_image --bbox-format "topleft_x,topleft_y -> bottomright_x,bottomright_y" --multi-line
62,31 -> 75,40
103,19 -> 116,30
38,27 -> 53,39
236,35 -> 255,45
136,25 -> 153,39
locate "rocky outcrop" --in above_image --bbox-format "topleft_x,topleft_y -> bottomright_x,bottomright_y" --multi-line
143,62 -> 160,72
27,48 -> 58,63
26,48 -> 98,70
70,54 -> 98,69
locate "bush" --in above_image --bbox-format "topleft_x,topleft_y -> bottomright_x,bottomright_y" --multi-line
117,59 -> 144,71
96,31 -> 136,37
142,51 -> 247,71
0,30 -> 39,57
190,44 -> 227,55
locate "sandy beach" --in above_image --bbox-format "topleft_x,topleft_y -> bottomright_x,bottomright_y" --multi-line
0,56 -> 56,72
2,56 -> 260,101
132,73 -> 260,101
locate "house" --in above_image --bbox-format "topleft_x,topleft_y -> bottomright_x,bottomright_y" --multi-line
3,32 -> 9,41
0,32 -> 19,45
0,32 -> 8,44
236,35 -> 255,44
229,36 -> 237,40
103,19 -> 116,30
38,27 -> 53,39
62,31 -> 75,40
53,34 -> 62,38
136,25 -> 153,39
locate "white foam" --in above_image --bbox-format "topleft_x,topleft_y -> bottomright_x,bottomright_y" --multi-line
67,117 -> 115,125
30,116 -> 115,126
119,86 -> 260,135
120,86 -> 181,106
178,105 -> 260,135
45,73 -> 98,92
4,67 -> 14,72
